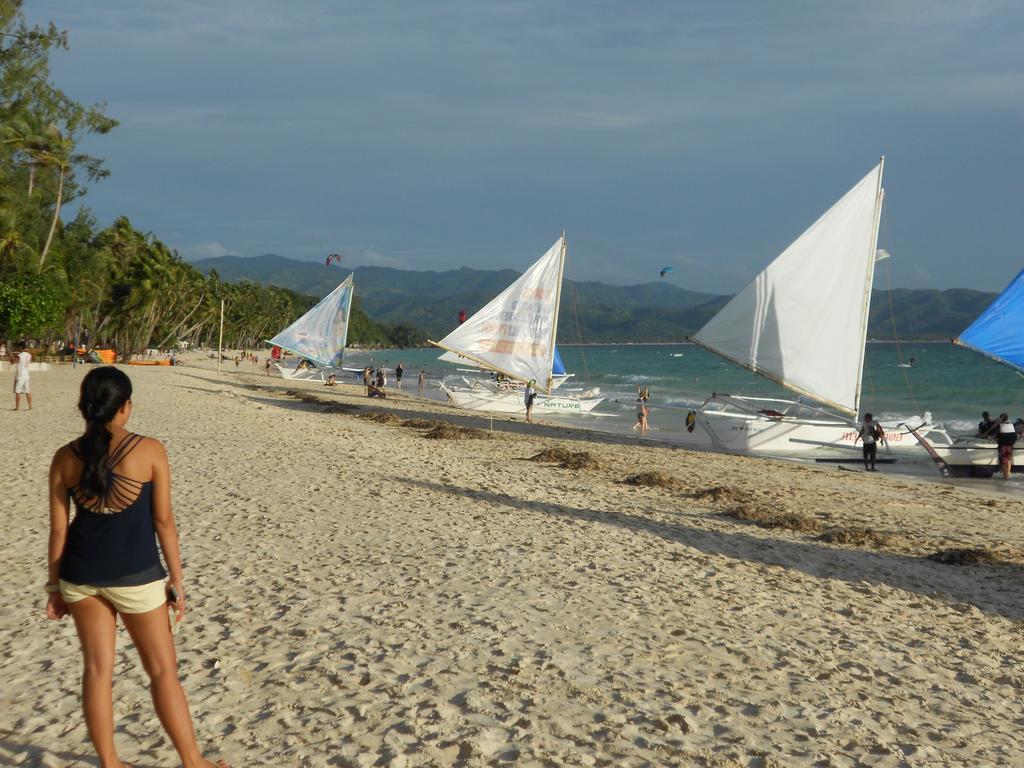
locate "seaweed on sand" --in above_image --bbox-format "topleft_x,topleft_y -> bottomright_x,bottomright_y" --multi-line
723,503 -> 822,533
402,418 -> 438,429
818,527 -> 893,548
621,472 -> 684,492
423,423 -> 493,440
927,548 -> 1002,566
529,447 -> 575,463
683,485 -> 741,504
359,410 -> 404,425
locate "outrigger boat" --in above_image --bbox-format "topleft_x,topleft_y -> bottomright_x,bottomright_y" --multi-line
429,234 -> 603,416
266,274 -> 354,382
908,268 -> 1024,477
689,158 -> 951,461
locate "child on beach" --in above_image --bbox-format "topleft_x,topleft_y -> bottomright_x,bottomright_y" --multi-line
44,367 -> 227,768
13,342 -> 32,410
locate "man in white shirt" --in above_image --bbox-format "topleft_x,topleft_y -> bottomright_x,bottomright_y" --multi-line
13,343 -> 31,410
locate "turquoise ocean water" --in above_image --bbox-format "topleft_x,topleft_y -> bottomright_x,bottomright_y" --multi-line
344,341 -> 1020,440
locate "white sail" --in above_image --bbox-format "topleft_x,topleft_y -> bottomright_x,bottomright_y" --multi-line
692,161 -> 884,416
432,236 -> 565,392
266,274 -> 354,367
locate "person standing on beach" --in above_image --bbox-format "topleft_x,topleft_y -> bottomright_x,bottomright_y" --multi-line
395,362 -> 403,389
45,367 -> 227,768
855,413 -> 885,471
418,370 -> 426,393
632,386 -> 650,434
524,379 -> 537,423
13,342 -> 32,410
995,412 -> 1017,479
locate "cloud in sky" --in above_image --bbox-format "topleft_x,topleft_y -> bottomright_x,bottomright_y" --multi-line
27,0 -> 1024,292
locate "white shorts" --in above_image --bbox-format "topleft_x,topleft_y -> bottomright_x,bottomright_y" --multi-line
60,579 -> 168,614
13,376 -> 29,394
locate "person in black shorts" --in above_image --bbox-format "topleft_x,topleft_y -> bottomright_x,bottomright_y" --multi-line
855,412 -> 885,471
995,412 -> 1017,479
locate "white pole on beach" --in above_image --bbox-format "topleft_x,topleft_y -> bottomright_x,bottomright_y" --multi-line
217,299 -> 225,375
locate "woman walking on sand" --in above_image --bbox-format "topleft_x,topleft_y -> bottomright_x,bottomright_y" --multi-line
45,367 -> 227,768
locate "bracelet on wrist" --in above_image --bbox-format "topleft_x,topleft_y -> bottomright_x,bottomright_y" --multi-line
44,582 -> 60,594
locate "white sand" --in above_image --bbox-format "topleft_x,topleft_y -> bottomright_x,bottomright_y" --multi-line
2,362 -> 1023,766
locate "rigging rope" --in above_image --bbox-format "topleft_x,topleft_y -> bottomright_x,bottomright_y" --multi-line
567,277 -> 592,387
879,196 -> 923,416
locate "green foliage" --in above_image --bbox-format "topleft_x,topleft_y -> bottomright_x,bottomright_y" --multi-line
0,270 -> 65,337
0,5 -> 406,353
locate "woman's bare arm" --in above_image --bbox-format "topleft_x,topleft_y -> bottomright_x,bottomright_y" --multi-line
150,439 -> 185,616
46,448 -> 71,619
47,449 -> 71,585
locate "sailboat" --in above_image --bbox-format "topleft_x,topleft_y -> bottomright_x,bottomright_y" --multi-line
429,234 -> 603,415
690,158 -> 948,458
266,274 -> 354,382
917,268 -> 1024,476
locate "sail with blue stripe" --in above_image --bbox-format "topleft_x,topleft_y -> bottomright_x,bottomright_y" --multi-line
955,267 -> 1024,373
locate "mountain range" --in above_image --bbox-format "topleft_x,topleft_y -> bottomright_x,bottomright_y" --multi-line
191,254 -> 996,343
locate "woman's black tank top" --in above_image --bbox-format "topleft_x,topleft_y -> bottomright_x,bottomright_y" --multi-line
59,433 -> 166,587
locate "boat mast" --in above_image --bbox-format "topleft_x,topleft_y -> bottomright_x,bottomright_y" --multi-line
852,155 -> 885,418
544,231 -> 567,394
341,274 -> 355,367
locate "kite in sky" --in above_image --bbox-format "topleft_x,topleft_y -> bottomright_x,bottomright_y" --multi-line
326,253 -> 342,267
660,266 -> 674,278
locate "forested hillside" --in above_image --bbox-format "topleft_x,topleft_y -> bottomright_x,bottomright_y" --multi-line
194,253 -> 997,342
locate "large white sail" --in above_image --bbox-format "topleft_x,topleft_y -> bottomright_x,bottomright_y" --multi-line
266,274 -> 354,367
432,236 -> 565,391
692,161 -> 884,416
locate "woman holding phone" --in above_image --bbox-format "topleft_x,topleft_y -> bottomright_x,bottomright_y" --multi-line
45,366 -> 226,768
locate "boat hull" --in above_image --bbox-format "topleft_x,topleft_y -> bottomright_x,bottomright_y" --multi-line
695,408 -> 950,463
441,384 -> 603,415
275,362 -> 331,382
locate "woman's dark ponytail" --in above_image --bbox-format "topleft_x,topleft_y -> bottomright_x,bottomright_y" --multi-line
77,367 -> 133,498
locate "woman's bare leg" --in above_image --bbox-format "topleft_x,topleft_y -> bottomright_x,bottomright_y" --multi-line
120,607 -> 221,768
68,596 -> 125,768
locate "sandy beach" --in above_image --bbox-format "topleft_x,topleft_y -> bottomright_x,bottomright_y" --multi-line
3,360 -> 1024,767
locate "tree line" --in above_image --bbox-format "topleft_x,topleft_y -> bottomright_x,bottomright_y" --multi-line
0,2 -> 419,353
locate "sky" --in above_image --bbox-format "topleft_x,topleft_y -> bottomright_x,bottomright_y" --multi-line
26,1 -> 1024,293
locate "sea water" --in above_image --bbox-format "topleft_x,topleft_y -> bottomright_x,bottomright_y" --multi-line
347,341 -> 1020,437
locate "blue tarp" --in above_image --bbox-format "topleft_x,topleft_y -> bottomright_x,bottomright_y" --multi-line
552,346 -> 566,376
956,266 -> 1024,373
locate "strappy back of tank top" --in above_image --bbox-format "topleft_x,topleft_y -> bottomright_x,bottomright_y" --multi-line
71,433 -> 148,515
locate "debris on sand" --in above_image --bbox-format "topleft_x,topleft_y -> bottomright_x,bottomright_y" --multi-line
818,526 -> 893,548
402,418 -> 439,429
423,423 -> 493,440
621,472 -> 684,492
723,503 -> 822,533
927,548 -> 1002,566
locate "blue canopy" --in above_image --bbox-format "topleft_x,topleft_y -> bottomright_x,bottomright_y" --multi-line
552,346 -> 566,376
956,267 -> 1024,373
